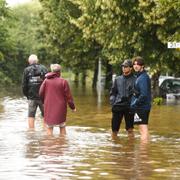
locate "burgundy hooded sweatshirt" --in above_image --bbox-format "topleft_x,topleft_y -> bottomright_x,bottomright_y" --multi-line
39,72 -> 75,126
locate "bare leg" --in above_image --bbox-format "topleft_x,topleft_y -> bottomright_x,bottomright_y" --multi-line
111,131 -> 118,139
127,128 -> 134,138
28,117 -> 35,129
42,118 -> 46,130
139,125 -> 149,142
59,127 -> 66,136
47,127 -> 53,136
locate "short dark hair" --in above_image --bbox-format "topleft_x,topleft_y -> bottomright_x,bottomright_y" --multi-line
132,56 -> 144,66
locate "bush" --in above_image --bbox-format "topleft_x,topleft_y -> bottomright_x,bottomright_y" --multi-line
153,97 -> 163,105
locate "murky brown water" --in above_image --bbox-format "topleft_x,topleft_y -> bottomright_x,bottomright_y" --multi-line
0,84 -> 180,179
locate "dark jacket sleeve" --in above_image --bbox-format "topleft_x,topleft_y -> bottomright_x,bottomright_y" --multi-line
40,65 -> 48,80
136,82 -> 148,105
131,75 -> 149,107
22,70 -> 28,98
109,79 -> 117,105
39,80 -> 46,103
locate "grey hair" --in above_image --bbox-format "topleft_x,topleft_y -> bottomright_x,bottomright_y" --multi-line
28,54 -> 38,64
50,64 -> 61,72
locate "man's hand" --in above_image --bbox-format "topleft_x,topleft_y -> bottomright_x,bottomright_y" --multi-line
72,108 -> 76,112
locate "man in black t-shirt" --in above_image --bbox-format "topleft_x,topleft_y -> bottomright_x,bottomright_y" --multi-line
22,54 -> 48,129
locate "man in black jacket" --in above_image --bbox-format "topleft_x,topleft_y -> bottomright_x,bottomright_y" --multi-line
22,54 -> 48,129
110,59 -> 136,138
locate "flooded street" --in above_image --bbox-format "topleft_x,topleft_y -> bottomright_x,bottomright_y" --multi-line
0,85 -> 180,179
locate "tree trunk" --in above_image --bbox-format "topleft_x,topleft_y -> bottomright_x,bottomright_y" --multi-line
92,59 -> 98,89
105,61 -> 113,90
74,72 -> 79,84
81,70 -> 86,86
151,71 -> 161,98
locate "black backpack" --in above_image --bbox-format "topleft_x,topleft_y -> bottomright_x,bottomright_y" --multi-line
28,64 -> 46,85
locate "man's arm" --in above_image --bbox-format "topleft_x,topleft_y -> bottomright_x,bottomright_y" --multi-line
109,79 -> 118,105
22,70 -> 28,98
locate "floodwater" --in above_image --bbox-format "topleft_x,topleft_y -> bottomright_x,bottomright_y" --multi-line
0,84 -> 180,180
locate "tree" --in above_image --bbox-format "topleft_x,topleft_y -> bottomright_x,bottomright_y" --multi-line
39,0 -> 103,85
68,0 -> 180,94
0,0 -> 14,84
6,0 -> 46,84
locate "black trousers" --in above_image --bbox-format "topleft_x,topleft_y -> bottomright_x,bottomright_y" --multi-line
111,106 -> 134,132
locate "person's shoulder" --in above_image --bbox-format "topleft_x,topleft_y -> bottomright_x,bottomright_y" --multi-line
38,64 -> 48,74
130,74 -> 136,80
57,76 -> 65,81
60,77 -> 68,82
24,65 -> 32,72
114,76 -> 121,83
139,72 -> 150,83
143,71 -> 150,79
59,78 -> 70,86
39,64 -> 47,70
116,75 -> 123,80
39,64 -> 46,67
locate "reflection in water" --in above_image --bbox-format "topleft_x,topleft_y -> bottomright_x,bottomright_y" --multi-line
134,141 -> 152,180
0,85 -> 179,179
109,137 -> 152,180
24,132 -> 72,179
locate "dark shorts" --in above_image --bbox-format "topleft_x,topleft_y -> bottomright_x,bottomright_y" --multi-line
28,99 -> 44,117
134,110 -> 150,125
111,106 -> 134,132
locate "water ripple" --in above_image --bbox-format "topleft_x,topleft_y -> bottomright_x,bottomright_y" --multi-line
0,96 -> 179,179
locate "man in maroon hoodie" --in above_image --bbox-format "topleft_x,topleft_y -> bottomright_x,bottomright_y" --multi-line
39,64 -> 76,135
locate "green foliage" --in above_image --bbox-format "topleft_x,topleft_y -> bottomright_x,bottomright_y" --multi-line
0,0 -> 9,52
153,97 -> 163,105
39,0 -> 102,74
5,1 -> 45,83
9,1 -> 42,56
0,0 -> 179,88
68,0 -> 179,74
0,0 -> 14,84
0,71 -> 13,85
0,0 -> 48,85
